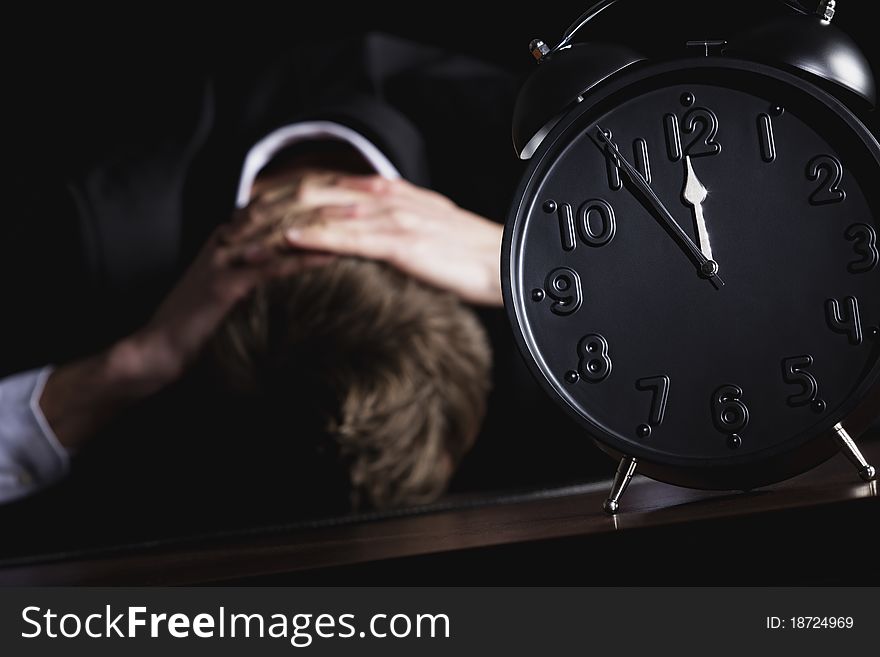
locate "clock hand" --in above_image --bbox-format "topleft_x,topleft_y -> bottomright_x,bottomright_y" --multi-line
594,127 -> 724,290
682,155 -> 714,261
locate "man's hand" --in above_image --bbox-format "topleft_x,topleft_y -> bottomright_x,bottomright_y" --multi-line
133,223 -> 327,387
281,175 -> 504,307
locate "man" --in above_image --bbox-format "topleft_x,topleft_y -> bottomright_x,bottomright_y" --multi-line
0,34 -> 609,565
0,33 -> 511,509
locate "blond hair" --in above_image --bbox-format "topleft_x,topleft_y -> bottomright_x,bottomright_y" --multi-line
210,257 -> 492,510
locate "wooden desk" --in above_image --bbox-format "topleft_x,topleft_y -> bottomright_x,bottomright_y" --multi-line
1,436 -> 878,585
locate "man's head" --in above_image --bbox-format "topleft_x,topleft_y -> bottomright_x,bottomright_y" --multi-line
210,253 -> 492,510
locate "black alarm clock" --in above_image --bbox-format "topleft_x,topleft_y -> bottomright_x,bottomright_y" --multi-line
502,0 -> 880,513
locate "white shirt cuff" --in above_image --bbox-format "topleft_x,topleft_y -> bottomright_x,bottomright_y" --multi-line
0,366 -> 70,503
235,120 -> 400,208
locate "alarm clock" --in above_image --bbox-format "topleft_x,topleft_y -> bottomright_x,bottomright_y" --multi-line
502,0 -> 880,513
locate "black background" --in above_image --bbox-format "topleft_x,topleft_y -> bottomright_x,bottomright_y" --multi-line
5,1 -> 879,162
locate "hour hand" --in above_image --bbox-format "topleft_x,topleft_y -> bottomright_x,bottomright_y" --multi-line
682,156 -> 714,261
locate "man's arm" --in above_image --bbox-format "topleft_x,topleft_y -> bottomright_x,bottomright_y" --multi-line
37,331 -> 180,451
0,329 -> 185,504
39,188 -> 345,448
0,172 -> 358,503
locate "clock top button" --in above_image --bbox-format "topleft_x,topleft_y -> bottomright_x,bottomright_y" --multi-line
685,40 -> 728,57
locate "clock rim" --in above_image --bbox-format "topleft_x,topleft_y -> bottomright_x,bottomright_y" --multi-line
502,56 -> 880,490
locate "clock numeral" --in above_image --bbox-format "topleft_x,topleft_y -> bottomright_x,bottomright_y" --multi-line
664,108 -> 721,162
636,376 -> 670,426
544,267 -> 582,316
633,138 -> 651,183
826,297 -> 863,345
603,130 -> 623,191
757,113 -> 776,163
807,155 -> 846,205
578,334 -> 612,383
845,223 -> 879,274
782,355 -> 819,407
664,113 -> 682,162
555,202 -> 576,251
712,384 -> 749,435
682,107 -> 722,158
552,200 -> 617,251
578,199 -> 617,247
606,133 -> 651,186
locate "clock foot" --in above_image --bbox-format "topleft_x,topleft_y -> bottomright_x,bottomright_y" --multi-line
603,456 -> 638,515
833,423 -> 877,482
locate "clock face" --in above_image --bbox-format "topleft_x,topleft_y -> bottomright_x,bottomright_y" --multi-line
504,59 -> 880,488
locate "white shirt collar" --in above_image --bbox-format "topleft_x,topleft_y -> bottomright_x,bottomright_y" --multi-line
235,121 -> 400,208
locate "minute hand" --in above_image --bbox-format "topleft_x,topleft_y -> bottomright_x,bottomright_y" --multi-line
594,127 -> 723,289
